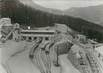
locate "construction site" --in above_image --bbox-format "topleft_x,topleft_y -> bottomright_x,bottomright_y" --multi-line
0,18 -> 103,73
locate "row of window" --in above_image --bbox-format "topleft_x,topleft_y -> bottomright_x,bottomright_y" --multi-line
21,32 -> 54,35
21,36 -> 49,41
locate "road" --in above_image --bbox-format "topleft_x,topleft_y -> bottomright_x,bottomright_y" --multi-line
0,40 -> 80,73
6,47 -> 80,73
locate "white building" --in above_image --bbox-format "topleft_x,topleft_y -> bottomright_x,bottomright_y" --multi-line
55,23 -> 72,33
0,18 -> 12,39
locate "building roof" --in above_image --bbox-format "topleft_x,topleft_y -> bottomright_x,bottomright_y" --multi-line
0,18 -> 12,26
21,29 -> 55,32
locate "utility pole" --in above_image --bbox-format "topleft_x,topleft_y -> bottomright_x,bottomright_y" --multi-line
55,46 -> 60,67
56,46 -> 59,66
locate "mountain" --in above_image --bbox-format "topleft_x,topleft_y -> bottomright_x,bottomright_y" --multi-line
1,0 -> 103,42
19,0 -> 63,15
65,5 -> 103,26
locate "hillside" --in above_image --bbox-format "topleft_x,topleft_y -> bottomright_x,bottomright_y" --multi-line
1,0 -> 103,42
65,5 -> 103,26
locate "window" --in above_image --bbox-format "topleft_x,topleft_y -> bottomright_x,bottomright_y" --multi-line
34,37 -> 37,40
45,37 -> 49,40
23,36 -> 26,40
29,37 -> 32,40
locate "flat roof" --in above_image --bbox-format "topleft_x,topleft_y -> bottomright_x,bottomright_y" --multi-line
21,29 -> 55,32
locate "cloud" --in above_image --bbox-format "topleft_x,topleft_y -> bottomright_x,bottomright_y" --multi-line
33,0 -> 103,10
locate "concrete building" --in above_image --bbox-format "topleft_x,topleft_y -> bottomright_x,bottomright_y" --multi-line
20,29 -> 55,41
12,23 -> 21,41
10,23 -> 56,42
55,23 -> 72,33
75,34 -> 87,44
0,18 -> 71,42
0,18 -> 12,39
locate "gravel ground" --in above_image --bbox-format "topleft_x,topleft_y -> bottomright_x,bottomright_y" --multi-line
0,40 -> 80,73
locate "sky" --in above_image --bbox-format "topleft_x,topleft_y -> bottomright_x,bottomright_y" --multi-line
33,0 -> 103,10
